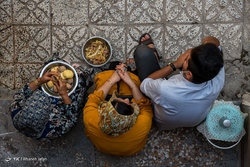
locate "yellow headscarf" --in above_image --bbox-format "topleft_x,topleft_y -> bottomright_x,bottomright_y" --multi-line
98,91 -> 139,136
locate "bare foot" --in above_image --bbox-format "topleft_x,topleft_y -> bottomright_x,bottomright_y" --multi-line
140,34 -> 160,61
140,34 -> 155,49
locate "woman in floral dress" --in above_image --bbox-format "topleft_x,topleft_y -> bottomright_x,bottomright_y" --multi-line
9,57 -> 93,140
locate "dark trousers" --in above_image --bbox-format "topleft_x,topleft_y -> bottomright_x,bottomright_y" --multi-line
134,45 -> 161,81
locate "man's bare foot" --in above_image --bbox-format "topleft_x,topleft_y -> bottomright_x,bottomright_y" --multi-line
140,34 -> 155,50
139,33 -> 161,61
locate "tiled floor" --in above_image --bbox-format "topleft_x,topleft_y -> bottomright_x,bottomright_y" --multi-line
1,0 -> 250,166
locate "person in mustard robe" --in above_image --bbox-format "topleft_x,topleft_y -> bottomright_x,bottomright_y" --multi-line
83,62 -> 153,156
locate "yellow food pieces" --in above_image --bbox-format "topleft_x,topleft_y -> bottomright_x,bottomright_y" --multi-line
51,66 -> 59,72
47,81 -> 54,88
60,72 -> 66,80
53,85 -> 58,92
62,70 -> 74,79
66,83 -> 72,89
47,65 -> 75,94
85,40 -> 109,65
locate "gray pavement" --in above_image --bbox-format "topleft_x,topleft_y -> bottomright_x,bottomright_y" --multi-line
0,96 -> 241,167
1,0 -> 250,166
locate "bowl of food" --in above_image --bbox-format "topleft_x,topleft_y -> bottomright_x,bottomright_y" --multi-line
39,61 -> 78,98
82,36 -> 112,67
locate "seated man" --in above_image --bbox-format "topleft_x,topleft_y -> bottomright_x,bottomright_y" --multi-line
134,33 -> 224,130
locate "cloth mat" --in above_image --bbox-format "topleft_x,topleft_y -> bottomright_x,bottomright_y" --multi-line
197,100 -> 248,142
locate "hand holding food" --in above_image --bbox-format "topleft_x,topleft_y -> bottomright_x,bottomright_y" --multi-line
40,71 -> 59,84
46,65 -> 74,93
52,78 -> 68,96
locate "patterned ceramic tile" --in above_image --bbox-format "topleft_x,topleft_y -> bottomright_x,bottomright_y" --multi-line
165,0 -> 202,23
89,0 -> 125,24
15,63 -> 43,89
0,25 -> 13,63
243,24 -> 250,51
204,23 -> 242,60
127,0 -> 163,23
243,0 -> 250,51
0,0 -> 12,23
14,26 -> 51,63
52,26 -> 88,63
0,63 -> 14,89
245,0 -> 250,23
165,24 -> 202,60
51,0 -> 88,25
204,0 -> 243,22
0,0 -> 246,166
127,25 -> 164,59
13,0 -> 50,24
90,26 -> 126,62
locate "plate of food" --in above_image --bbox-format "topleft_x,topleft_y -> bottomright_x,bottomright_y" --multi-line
39,61 -> 78,98
82,36 -> 112,67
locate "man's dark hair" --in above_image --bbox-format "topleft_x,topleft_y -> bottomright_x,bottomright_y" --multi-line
187,43 -> 224,84
111,101 -> 134,115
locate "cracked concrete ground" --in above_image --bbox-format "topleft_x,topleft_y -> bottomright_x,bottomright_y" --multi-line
1,0 -> 250,166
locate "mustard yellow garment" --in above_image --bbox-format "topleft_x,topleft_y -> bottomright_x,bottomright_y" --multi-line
83,70 -> 153,156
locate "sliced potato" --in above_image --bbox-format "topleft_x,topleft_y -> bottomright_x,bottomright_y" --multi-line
51,66 -> 59,72
60,72 -> 66,80
47,81 -> 54,88
62,70 -> 74,79
53,86 -> 58,92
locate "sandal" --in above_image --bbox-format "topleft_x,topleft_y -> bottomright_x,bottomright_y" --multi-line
139,33 -> 162,60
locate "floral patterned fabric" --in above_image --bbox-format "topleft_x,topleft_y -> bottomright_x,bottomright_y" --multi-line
9,56 -> 93,140
98,91 -> 140,136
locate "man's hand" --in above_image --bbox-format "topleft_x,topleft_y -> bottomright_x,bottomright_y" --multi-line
173,49 -> 191,69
